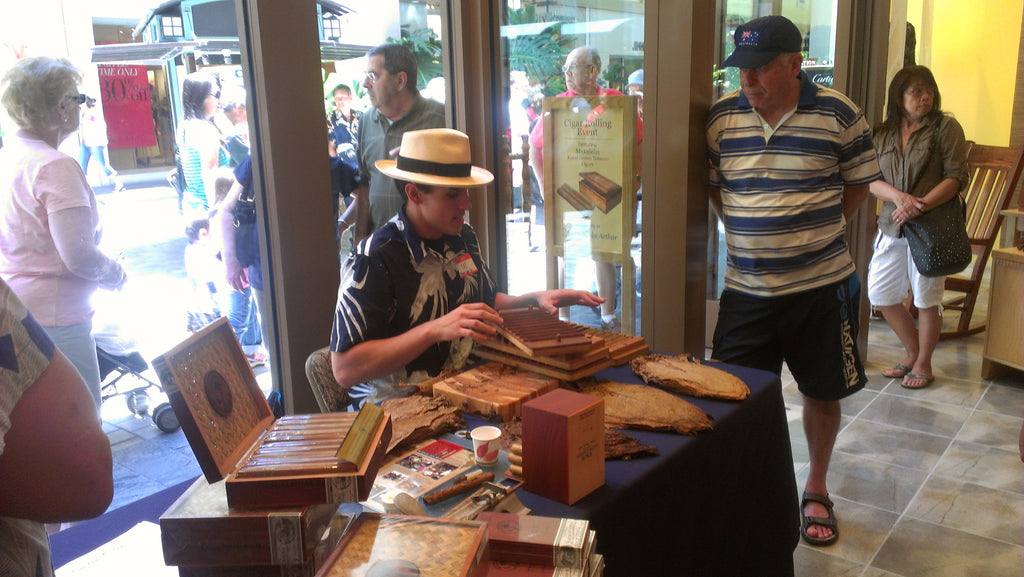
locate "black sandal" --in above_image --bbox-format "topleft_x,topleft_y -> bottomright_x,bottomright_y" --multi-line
800,491 -> 838,546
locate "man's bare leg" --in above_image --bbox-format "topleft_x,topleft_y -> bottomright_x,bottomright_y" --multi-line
802,396 -> 840,541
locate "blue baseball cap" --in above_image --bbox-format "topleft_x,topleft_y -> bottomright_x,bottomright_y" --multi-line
722,15 -> 802,69
626,69 -> 643,88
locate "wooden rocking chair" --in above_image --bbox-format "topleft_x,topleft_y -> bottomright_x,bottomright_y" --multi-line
940,141 -> 1024,340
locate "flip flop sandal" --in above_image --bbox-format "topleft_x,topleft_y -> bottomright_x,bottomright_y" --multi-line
882,363 -> 912,379
901,373 -> 935,389
800,491 -> 838,547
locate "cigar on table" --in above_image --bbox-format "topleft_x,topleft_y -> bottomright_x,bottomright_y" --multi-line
422,470 -> 495,505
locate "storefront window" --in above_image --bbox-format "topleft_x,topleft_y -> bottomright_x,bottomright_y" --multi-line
0,0 -> 454,506
499,0 -> 645,335
70,0 -> 450,410
322,0 -> 448,254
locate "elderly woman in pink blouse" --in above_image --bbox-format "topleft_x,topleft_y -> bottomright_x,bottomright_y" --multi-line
0,57 -> 126,412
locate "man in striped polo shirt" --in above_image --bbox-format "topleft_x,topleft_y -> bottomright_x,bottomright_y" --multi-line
706,15 -> 881,548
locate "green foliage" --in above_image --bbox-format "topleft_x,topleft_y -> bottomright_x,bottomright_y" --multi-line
388,27 -> 443,90
507,6 -> 575,96
712,64 -> 725,83
603,62 -> 626,91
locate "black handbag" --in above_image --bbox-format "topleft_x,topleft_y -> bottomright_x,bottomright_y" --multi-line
901,194 -> 971,277
233,194 -> 259,268
900,117 -> 972,277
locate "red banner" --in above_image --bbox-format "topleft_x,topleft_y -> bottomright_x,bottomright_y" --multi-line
98,64 -> 157,149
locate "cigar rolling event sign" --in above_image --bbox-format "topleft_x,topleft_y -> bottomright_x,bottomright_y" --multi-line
98,64 -> 157,149
542,95 -> 636,258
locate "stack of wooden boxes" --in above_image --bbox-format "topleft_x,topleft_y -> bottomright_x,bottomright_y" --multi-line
472,307 -> 648,382
153,319 -> 392,576
476,512 -> 604,576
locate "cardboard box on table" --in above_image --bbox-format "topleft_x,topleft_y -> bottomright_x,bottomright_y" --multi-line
151,318 -> 391,510
521,389 -> 604,505
159,476 -> 355,574
314,514 -> 490,577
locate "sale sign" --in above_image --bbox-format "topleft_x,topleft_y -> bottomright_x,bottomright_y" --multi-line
98,64 -> 157,149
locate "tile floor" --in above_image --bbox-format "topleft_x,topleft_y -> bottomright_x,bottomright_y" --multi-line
787,315 -> 1024,577
95,306 -> 1024,577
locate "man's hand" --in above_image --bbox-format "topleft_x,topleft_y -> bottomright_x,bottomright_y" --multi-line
225,256 -> 249,291
429,303 -> 503,343
533,289 -> 604,314
100,267 -> 127,291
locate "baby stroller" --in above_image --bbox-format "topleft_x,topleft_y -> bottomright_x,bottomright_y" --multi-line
96,332 -> 180,433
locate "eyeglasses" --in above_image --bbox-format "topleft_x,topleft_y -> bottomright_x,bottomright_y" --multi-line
364,70 -> 379,83
67,93 -> 88,105
562,63 -> 590,74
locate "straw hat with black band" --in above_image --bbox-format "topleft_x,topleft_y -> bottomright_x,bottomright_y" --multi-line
376,128 -> 493,188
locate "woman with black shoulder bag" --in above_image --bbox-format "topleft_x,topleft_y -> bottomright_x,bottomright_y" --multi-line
866,66 -> 970,389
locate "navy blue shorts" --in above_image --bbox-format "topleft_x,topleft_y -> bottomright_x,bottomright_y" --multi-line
712,274 -> 867,401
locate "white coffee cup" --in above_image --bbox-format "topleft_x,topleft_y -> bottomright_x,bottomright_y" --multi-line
470,425 -> 502,466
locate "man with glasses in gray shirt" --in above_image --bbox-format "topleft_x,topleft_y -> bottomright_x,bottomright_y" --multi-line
343,43 -> 445,243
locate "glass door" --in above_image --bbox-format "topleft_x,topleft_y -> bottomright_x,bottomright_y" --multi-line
498,0 -> 645,335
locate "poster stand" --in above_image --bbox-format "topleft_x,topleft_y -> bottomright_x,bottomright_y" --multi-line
539,95 -> 638,333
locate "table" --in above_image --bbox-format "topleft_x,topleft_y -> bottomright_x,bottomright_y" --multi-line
982,247 -> 1024,378
466,361 -> 799,577
50,362 -> 798,577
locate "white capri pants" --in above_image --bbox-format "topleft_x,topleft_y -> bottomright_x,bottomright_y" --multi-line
867,231 -> 946,309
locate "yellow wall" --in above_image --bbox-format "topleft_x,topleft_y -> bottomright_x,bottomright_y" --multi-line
909,0 -> 1023,146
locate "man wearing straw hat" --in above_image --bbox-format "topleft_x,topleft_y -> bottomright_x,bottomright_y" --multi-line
330,128 -> 603,408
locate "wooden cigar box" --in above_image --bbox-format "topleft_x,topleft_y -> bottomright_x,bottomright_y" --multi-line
432,362 -> 560,421
482,560 -> 585,577
160,476 -> 354,568
152,318 -> 391,509
476,512 -> 590,569
556,183 -> 594,212
177,563 -> 316,577
571,324 -> 649,366
315,514 -> 489,577
577,172 -> 622,213
490,308 -> 594,358
521,390 -> 604,505
472,347 -> 611,382
177,561 -> 319,577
